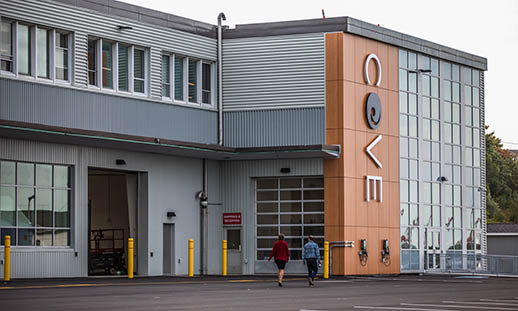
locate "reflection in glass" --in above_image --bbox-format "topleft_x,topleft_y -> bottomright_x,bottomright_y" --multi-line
18,162 -> 34,186
37,28 -> 49,78
54,190 -> 69,227
18,228 -> 35,246
17,187 -> 35,227
257,179 -> 278,189
36,229 -> 52,246
36,164 -> 52,187
0,186 -> 16,226
54,229 -> 69,246
36,189 -> 52,227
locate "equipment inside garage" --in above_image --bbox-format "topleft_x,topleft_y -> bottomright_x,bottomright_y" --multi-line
88,169 -> 137,276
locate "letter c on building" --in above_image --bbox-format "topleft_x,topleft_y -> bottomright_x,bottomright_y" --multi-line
364,53 -> 382,87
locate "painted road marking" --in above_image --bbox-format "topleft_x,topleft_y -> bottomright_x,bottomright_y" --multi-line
403,302 -> 518,310
355,306 -> 457,311
480,299 -> 518,304
0,277 -> 306,290
443,301 -> 518,307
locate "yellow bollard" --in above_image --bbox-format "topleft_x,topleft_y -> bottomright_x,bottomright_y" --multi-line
222,240 -> 227,276
188,239 -> 194,277
4,235 -> 10,281
323,241 -> 329,279
128,238 -> 134,279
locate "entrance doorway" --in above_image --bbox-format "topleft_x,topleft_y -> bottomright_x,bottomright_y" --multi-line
88,169 -> 138,276
226,228 -> 242,274
163,224 -> 175,275
425,228 -> 441,270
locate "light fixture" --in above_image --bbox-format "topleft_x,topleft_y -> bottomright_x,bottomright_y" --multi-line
118,25 -> 133,30
280,167 -> 291,174
115,159 -> 126,165
167,211 -> 177,218
438,176 -> 448,182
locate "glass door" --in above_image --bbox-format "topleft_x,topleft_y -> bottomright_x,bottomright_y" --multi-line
425,228 -> 441,270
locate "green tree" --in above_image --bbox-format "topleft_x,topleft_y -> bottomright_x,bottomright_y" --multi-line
485,127 -> 518,223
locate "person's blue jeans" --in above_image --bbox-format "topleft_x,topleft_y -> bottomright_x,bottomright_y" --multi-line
306,258 -> 318,279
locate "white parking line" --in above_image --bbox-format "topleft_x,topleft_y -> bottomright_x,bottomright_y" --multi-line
354,306 -> 457,311
444,301 -> 518,308
480,299 -> 518,304
403,302 -> 518,310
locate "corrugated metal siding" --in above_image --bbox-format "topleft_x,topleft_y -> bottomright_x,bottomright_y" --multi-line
480,71 -> 487,258
220,159 -> 323,274
223,107 -> 325,147
150,47 -> 162,99
222,33 -> 325,111
0,78 -> 217,144
0,137 -> 224,278
74,31 -> 88,87
0,0 -> 216,61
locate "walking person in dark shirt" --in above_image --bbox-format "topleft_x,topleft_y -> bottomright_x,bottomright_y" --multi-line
302,235 -> 320,287
268,233 -> 289,287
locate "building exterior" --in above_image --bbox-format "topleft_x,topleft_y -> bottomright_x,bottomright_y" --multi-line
487,223 -> 518,256
0,0 -> 487,278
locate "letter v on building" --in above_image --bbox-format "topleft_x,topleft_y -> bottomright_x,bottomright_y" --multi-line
366,135 -> 382,168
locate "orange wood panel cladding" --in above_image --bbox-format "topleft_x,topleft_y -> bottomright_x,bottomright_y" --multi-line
324,32 -> 400,275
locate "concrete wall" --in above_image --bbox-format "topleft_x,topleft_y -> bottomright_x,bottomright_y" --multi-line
0,137 -> 223,278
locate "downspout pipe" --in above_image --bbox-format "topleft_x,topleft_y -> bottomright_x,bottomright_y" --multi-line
201,158 -> 209,275
217,13 -> 226,146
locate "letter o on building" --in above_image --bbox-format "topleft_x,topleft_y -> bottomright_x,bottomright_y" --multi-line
364,53 -> 382,87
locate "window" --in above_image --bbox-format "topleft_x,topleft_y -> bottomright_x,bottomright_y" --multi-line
101,41 -> 113,89
37,28 -> 50,79
0,20 -> 13,72
188,58 -> 198,102
0,20 -> 71,81
133,48 -> 145,93
118,44 -> 129,91
88,38 -> 147,95
256,177 -> 324,261
88,39 -> 97,85
202,63 -> 212,105
162,54 -> 170,97
55,32 -> 69,81
163,54 -> 214,106
174,55 -> 185,101
18,24 -> 31,75
0,161 -> 72,247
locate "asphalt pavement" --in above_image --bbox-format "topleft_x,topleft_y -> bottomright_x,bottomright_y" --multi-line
1,274 -> 518,310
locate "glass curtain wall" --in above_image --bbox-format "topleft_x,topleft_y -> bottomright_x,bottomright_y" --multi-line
399,49 -> 483,272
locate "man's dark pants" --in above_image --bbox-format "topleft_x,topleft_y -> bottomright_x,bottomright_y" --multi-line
306,258 -> 318,279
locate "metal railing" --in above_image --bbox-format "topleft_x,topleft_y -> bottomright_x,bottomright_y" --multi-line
424,253 -> 518,276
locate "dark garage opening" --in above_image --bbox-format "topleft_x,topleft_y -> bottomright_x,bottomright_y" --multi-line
88,169 -> 138,276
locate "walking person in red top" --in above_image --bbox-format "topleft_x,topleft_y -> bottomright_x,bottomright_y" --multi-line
268,233 -> 289,287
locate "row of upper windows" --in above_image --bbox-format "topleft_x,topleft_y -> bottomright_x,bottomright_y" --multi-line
0,19 -> 71,82
0,18 -> 215,107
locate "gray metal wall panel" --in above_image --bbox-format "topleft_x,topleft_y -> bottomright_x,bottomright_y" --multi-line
222,33 -> 325,111
74,32 -> 88,87
487,236 -> 518,256
220,159 -> 323,274
223,107 -> 325,147
0,0 -> 217,61
0,78 -> 217,144
0,137 -> 224,278
150,47 -> 162,99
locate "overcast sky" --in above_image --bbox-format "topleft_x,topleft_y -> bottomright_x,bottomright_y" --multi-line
122,0 -> 518,149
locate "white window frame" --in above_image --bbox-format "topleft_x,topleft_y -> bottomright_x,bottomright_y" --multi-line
165,53 -> 214,108
87,38 -> 148,97
54,30 -> 73,84
0,17 -> 16,77
0,18 -> 72,85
